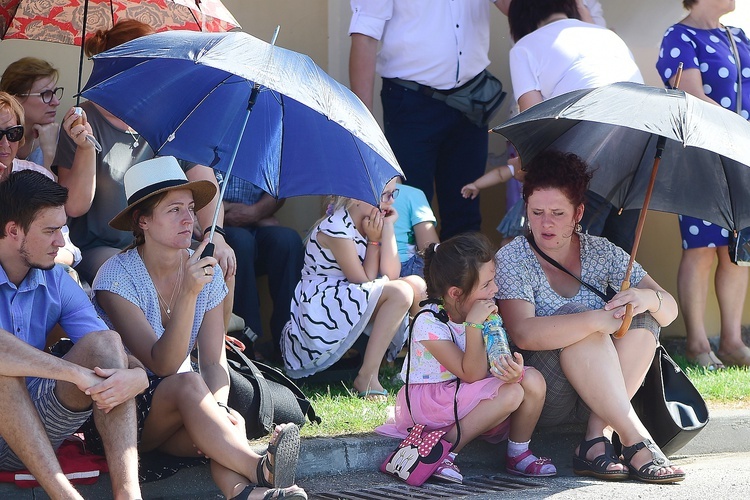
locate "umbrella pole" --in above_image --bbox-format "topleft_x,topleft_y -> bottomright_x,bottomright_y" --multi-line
200,84 -> 262,260
613,66 -> 683,338
75,0 -> 91,106
613,135 -> 667,339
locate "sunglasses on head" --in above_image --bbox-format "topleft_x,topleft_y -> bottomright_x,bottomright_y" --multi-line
0,125 -> 24,143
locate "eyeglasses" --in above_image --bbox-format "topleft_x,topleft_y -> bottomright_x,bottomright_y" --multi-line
19,87 -> 64,104
0,125 -> 24,143
380,188 -> 400,203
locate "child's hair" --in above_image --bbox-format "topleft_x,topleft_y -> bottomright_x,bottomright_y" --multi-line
422,232 -> 495,305
305,195 -> 358,242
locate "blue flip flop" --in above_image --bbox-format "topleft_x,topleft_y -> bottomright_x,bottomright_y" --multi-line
357,389 -> 388,400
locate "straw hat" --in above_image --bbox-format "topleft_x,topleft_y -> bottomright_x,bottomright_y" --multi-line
109,156 -> 216,231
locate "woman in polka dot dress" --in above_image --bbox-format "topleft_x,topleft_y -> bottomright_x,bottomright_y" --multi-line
656,0 -> 750,369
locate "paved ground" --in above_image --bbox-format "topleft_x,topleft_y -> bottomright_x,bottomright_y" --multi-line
2,407 -> 748,499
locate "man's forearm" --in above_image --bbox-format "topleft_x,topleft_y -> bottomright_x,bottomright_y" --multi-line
0,329 -> 86,386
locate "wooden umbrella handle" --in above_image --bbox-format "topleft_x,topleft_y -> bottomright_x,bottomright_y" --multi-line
613,280 -> 633,339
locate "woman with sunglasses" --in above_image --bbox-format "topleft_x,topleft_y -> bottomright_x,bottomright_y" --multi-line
0,91 -> 92,270
1,58 -> 67,170
282,178 -> 425,400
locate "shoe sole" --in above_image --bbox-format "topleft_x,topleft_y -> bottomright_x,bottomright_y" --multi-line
271,424 -> 301,488
573,468 -> 629,481
630,472 -> 686,484
506,467 -> 557,478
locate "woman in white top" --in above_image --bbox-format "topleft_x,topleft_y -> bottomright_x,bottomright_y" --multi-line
90,157 -> 307,500
507,0 -> 642,112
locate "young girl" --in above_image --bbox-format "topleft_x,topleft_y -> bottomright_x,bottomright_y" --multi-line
282,178 -> 425,400
377,232 -> 555,483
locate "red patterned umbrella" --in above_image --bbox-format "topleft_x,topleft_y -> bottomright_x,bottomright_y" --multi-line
0,0 -> 239,45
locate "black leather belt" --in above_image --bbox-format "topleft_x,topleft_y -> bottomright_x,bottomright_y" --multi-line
385,72 -> 483,99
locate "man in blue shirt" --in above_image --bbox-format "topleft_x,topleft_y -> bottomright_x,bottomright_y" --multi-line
220,173 -> 303,362
0,171 -> 146,499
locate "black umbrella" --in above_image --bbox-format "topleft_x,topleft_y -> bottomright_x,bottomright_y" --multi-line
492,81 -> 750,336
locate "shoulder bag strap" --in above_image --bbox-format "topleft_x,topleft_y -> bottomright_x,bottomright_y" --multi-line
526,235 -> 611,302
225,339 -> 274,432
405,302 -> 461,451
725,26 -> 743,114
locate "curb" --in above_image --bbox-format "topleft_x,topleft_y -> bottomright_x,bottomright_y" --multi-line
2,408 -> 748,499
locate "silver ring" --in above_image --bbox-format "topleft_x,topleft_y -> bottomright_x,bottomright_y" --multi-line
204,267 -> 210,276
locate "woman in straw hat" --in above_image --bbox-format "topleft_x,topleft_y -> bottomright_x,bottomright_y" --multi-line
85,156 -> 307,500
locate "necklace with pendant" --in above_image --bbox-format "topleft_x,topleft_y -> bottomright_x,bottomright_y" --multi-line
142,248 -> 183,319
126,127 -> 141,148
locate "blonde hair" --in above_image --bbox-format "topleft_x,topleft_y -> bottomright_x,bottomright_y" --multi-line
0,92 -> 26,147
84,19 -> 155,57
0,57 -> 58,97
306,195 -> 358,242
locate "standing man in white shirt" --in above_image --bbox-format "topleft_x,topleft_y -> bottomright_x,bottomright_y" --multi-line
349,0 -> 506,240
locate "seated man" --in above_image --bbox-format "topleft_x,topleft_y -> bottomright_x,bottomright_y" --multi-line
0,170 -> 146,499
220,173 -> 303,362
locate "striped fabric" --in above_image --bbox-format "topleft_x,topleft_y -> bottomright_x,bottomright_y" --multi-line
0,378 -> 91,471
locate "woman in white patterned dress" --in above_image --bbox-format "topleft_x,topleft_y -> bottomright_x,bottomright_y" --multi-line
90,157 -> 306,500
282,178 -> 425,399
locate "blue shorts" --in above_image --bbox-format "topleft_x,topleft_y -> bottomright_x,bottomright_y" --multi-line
0,378 -> 92,471
678,215 -> 729,249
400,254 -> 425,278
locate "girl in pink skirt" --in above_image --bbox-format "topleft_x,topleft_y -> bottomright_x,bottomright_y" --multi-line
377,232 -> 555,483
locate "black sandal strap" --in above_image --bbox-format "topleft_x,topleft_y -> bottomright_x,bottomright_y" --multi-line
622,439 -> 670,472
577,436 -> 610,459
262,488 -> 308,500
231,484 -> 256,500
257,455 -> 273,488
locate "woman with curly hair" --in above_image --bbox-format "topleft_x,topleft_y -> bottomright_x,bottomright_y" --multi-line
495,150 -> 686,484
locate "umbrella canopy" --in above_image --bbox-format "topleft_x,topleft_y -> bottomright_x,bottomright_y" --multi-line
493,82 -> 750,233
80,30 -> 403,207
0,0 -> 239,44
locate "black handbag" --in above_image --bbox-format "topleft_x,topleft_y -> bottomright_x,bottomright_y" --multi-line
729,228 -> 750,266
225,340 -> 321,439
629,345 -> 709,456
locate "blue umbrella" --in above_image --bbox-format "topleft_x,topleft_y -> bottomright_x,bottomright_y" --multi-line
80,30 -> 402,220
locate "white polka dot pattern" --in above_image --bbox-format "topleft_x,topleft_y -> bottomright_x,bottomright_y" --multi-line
657,23 -> 749,250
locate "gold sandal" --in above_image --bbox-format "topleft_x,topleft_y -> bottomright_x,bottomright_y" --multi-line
717,345 -> 750,368
686,350 -> 725,371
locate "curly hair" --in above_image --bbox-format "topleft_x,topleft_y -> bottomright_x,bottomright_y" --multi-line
84,19 -> 155,57
0,57 -> 58,97
422,232 -> 495,305
0,92 -> 26,147
522,150 -> 592,207
508,0 -> 581,42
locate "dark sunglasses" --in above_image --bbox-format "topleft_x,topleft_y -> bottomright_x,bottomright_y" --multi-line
0,125 -> 24,143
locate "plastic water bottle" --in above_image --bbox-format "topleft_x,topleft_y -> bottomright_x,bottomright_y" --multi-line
483,314 -> 511,374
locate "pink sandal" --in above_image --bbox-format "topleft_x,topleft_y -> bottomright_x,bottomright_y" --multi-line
432,457 -> 463,484
506,450 -> 557,477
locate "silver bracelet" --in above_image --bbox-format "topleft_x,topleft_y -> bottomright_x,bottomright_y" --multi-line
653,289 -> 663,313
